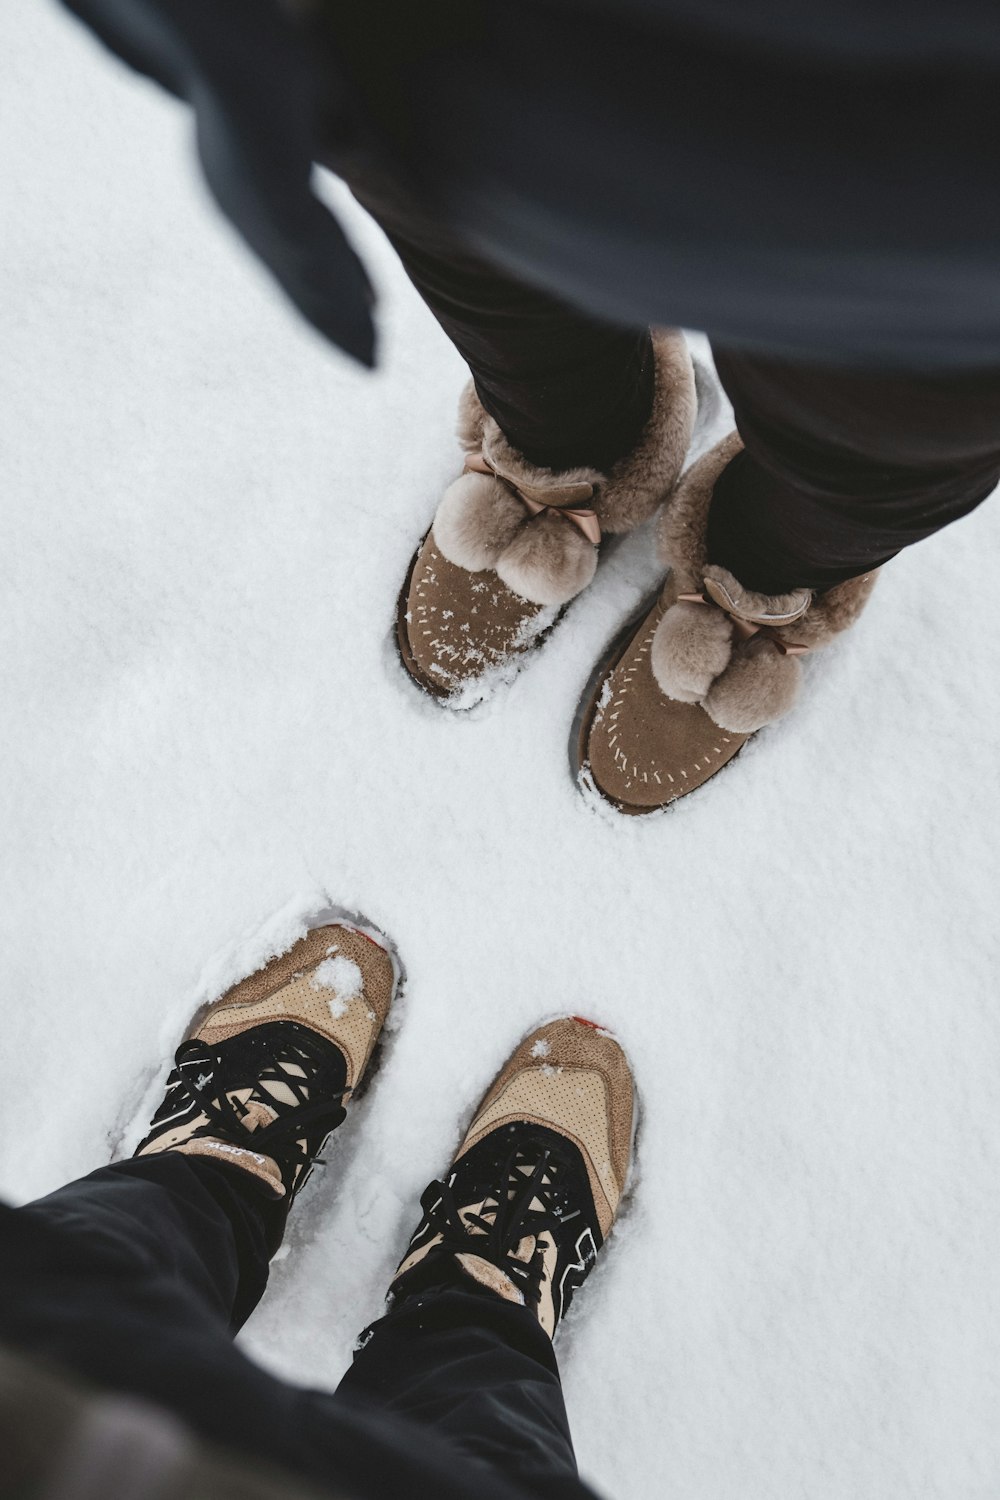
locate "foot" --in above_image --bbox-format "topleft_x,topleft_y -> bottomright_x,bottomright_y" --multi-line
390,1017 -> 635,1337
575,434 -> 878,813
396,331 -> 695,705
135,913 -> 399,1203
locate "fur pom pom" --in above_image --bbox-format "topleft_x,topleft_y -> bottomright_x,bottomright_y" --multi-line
787,569 -> 879,649
650,600 -> 734,703
703,640 -> 802,733
495,511 -> 598,606
433,473 -> 526,571
433,471 -> 598,605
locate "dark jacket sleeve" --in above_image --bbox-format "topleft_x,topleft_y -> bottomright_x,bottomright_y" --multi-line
60,0 -> 376,365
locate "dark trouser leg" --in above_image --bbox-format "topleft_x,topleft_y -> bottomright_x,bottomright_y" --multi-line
0,1157 -> 592,1500
0,1156 -> 343,1485
339,1276 -> 579,1493
329,142 -> 1000,596
326,152 -> 654,473
709,349 -> 1000,593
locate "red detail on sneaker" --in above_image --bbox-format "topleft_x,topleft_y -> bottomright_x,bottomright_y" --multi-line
354,928 -> 387,953
570,1015 -> 604,1031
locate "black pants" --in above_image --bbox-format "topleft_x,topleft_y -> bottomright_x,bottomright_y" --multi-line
328,154 -> 1000,596
0,1154 -> 593,1500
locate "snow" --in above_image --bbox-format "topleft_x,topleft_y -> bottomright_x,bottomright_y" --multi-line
310,954 -> 364,1009
2,5 -> 1000,1499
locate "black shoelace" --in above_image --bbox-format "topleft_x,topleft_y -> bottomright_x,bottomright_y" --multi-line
168,1026 -> 348,1195
420,1141 -> 582,1311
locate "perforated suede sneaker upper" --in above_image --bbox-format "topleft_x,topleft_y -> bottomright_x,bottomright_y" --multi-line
135,917 -> 398,1204
391,1017 -> 635,1337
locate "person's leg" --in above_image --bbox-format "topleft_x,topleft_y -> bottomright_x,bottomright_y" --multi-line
317,136 -> 696,703
332,160 -> 695,703
364,203 -> 656,475
0,928 -> 601,1500
339,1276 -> 578,1491
323,152 -> 656,475
0,1154 -> 299,1450
577,351 -> 1000,812
333,1017 -> 638,1497
708,349 -> 1000,593
0,913 -> 402,1491
1,1154 -> 591,1500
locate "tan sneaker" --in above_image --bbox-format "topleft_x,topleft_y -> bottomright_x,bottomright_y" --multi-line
396,330 -> 696,705
135,910 -> 400,1205
574,433 -> 878,814
389,1017 -> 636,1338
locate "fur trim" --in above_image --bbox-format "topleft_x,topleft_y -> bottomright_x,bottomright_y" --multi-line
657,430 -> 742,587
703,638 -> 802,733
598,328 -> 697,534
480,426 -> 602,500
659,434 -> 878,650
456,381 -> 487,453
651,599 -> 734,703
437,329 -> 696,606
454,323 -> 697,536
777,569 -> 879,651
477,328 -> 696,534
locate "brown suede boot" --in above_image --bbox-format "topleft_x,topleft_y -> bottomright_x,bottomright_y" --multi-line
396,330 -> 697,705
574,433 -> 879,814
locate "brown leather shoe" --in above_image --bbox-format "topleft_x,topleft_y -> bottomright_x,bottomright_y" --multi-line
396,330 -> 697,705
574,434 -> 878,814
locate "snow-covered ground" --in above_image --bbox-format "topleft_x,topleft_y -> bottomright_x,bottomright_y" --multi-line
3,6 -> 1000,1497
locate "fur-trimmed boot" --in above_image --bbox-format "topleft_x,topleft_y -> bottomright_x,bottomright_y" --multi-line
574,432 -> 878,813
395,329 -> 697,704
